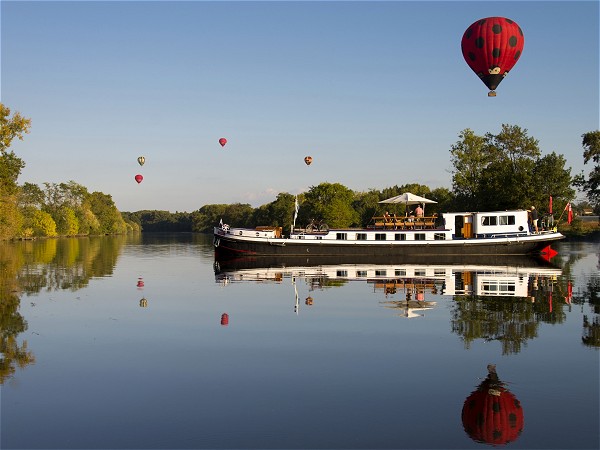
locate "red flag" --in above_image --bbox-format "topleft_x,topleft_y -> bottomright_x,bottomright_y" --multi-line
549,196 -> 553,214
567,203 -> 573,224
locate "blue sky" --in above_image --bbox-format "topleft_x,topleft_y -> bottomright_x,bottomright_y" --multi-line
2,1 -> 598,212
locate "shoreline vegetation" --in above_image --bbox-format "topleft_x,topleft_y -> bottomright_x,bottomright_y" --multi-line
2,103 -> 599,242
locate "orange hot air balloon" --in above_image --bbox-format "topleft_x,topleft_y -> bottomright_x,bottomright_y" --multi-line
135,174 -> 143,184
304,156 -> 313,166
137,156 -> 145,166
461,17 -> 525,96
219,138 -> 227,147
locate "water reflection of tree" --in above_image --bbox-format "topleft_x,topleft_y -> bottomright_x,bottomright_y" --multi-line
553,240 -> 600,347
0,245 -> 34,383
576,276 -> 600,347
451,279 -> 568,355
451,296 -> 539,355
16,236 -> 125,294
0,236 -> 125,383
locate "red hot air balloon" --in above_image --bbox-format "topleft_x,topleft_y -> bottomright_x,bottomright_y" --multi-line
304,156 -> 313,166
461,17 -> 524,96
219,138 -> 227,147
462,365 -> 524,445
135,174 -> 143,184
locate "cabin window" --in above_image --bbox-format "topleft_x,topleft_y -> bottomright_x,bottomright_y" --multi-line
499,215 -> 516,225
415,233 -> 426,241
395,269 -> 407,276
434,233 -> 446,240
375,233 -> 386,241
482,281 -> 516,294
336,233 -> 347,240
375,270 -> 387,276
415,269 -> 426,276
482,216 -> 498,226
336,270 -> 348,277
356,270 -> 367,277
356,233 -> 367,240
395,233 -> 406,241
434,269 -> 446,276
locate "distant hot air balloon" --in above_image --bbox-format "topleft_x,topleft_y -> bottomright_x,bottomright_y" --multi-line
304,156 -> 313,166
135,174 -> 143,184
137,156 -> 145,166
219,138 -> 227,147
461,17 -> 524,96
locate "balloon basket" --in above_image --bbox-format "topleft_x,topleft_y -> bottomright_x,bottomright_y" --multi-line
487,91 -> 497,97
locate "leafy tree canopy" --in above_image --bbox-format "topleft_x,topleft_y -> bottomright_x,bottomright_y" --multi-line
575,130 -> 600,207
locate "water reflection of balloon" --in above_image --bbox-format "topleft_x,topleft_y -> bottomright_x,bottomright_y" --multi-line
137,156 -> 145,166
461,17 -> 524,96
139,298 -> 148,308
304,156 -> 313,166
219,138 -> 227,147
137,277 -> 144,288
135,174 -> 143,184
462,364 -> 524,445
221,313 -> 229,326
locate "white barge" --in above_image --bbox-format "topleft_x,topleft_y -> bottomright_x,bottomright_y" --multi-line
214,209 -> 564,259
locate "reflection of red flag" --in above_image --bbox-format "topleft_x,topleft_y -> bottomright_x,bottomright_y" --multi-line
565,281 -> 573,304
549,196 -> 553,214
567,203 -> 573,224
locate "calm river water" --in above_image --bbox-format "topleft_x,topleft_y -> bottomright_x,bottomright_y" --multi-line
1,233 -> 598,449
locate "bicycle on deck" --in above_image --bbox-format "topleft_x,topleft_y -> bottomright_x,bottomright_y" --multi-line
305,218 -> 329,232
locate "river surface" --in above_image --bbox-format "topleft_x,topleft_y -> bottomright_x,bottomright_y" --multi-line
1,233 -> 598,449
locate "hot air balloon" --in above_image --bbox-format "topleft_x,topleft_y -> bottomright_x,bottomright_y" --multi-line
219,138 -> 227,147
304,156 -> 313,166
462,365 -> 524,445
461,17 -> 524,96
137,156 -> 145,166
135,174 -> 143,184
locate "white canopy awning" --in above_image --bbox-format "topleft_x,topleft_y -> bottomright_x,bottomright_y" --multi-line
379,192 -> 437,205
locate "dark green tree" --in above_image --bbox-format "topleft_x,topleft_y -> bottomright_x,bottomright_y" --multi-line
300,182 -> 359,228
574,130 -> 600,210
251,192 -> 296,229
451,124 -> 573,212
352,189 -> 382,226
531,152 -> 575,213
450,128 -> 490,210
191,203 -> 254,232
87,192 -> 127,234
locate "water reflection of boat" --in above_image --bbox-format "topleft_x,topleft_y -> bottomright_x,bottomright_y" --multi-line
214,255 -> 562,301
